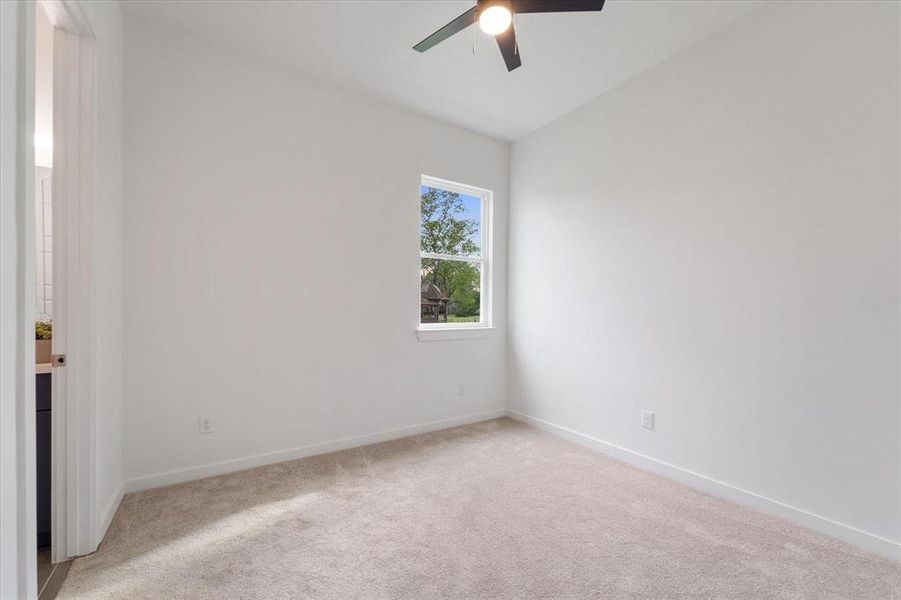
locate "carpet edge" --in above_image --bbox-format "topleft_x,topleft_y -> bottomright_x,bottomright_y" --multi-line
124,408 -> 507,493
507,409 -> 901,562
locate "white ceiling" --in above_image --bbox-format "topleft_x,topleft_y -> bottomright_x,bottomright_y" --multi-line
121,0 -> 764,141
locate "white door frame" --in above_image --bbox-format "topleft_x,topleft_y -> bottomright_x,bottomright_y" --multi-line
1,1 -> 97,592
1,2 -> 38,597
39,0 -> 98,563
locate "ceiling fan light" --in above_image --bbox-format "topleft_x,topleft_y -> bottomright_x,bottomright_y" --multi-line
479,5 -> 512,35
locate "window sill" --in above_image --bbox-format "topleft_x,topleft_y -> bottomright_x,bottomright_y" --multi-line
416,326 -> 496,342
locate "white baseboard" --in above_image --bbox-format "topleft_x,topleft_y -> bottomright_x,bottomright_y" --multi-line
95,481 -> 124,549
125,409 -> 507,493
507,410 -> 900,562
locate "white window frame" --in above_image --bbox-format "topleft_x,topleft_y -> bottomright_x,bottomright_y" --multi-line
418,175 -> 493,338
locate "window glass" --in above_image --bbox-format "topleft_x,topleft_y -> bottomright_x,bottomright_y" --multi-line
420,185 -> 482,258
420,259 -> 481,324
419,177 -> 490,328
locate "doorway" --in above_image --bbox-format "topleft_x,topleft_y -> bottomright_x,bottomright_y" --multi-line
34,3 -> 57,595
31,0 -> 99,596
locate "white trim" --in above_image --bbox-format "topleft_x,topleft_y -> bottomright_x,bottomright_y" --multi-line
420,175 -> 493,199
420,252 -> 483,264
0,2 -> 38,597
417,327 -> 496,341
38,0 -> 94,38
95,482 -> 123,547
126,409 -> 507,493
420,174 -> 493,329
507,410 -> 901,561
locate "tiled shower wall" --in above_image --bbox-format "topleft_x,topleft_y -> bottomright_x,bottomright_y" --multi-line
35,166 -> 52,321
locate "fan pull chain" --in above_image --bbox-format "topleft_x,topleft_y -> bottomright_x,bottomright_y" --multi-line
472,11 -> 477,54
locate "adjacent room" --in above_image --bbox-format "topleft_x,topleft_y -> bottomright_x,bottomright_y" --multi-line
1,1 -> 899,599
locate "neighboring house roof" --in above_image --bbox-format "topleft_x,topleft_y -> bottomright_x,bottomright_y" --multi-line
421,281 -> 448,301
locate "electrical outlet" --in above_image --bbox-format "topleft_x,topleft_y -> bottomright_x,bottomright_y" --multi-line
198,417 -> 214,434
641,410 -> 655,430
457,383 -> 465,397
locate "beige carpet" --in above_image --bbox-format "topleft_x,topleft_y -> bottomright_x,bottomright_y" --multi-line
59,418 -> 898,599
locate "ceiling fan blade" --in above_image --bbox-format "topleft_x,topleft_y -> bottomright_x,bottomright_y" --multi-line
512,0 -> 605,14
496,24 -> 522,72
413,7 -> 478,53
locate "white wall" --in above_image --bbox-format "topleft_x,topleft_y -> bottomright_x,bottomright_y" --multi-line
34,6 -> 51,169
34,8 -> 51,321
80,0 -> 125,544
509,0 -> 900,556
122,18 -> 508,489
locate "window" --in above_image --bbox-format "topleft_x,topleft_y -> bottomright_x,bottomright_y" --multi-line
419,176 -> 491,330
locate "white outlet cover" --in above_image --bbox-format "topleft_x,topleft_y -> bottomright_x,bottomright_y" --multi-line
641,411 -> 655,430
457,384 -> 465,397
199,417 -> 214,434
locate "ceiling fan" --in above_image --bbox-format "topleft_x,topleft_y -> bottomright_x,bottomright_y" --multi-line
413,0 -> 606,72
